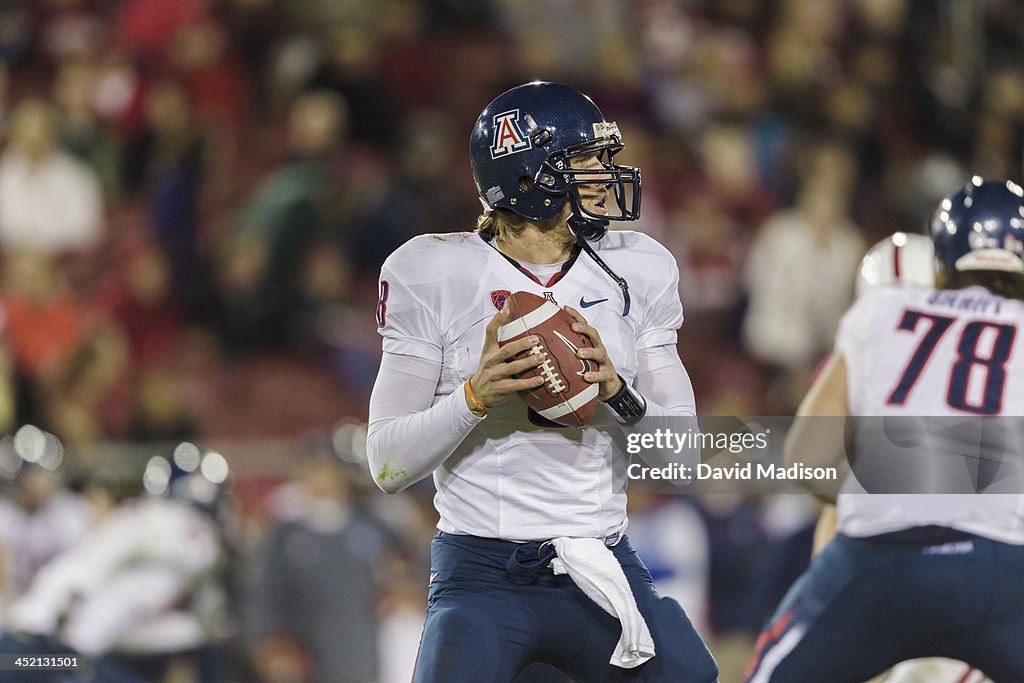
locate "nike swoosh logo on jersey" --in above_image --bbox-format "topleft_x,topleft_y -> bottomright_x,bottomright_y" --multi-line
579,297 -> 608,308
429,572 -> 438,585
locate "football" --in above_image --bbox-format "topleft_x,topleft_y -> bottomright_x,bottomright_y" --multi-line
497,291 -> 599,428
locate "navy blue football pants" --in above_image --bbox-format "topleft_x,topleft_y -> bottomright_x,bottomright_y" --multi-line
745,527 -> 1024,683
412,532 -> 718,683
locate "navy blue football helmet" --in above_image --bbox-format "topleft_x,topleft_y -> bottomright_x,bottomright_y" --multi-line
470,81 -> 641,241
142,444 -> 230,518
930,178 -> 1024,277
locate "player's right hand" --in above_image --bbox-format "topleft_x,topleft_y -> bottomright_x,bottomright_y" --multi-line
469,307 -> 547,409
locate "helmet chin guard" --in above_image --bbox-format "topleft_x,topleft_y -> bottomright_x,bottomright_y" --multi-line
567,214 -> 609,242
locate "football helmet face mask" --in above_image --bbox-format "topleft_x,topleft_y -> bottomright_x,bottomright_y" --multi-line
930,177 -> 1024,276
470,81 -> 641,240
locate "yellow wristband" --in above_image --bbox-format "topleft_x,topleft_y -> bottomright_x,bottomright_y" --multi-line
464,379 -> 489,417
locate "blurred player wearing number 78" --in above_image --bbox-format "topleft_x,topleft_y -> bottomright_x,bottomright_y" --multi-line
745,178 -> 1024,682
366,82 -> 717,682
816,231 -> 990,683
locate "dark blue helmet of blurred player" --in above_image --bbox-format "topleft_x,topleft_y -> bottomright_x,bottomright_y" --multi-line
470,81 -> 641,241
931,177 -> 1024,280
143,443 -> 230,518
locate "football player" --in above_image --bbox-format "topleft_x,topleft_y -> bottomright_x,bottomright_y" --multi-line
367,82 -> 718,682
745,178 -> 1024,682
816,231 -> 990,683
2,451 -> 227,683
813,232 -> 937,554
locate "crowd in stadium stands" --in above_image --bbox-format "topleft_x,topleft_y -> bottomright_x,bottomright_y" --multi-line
0,0 -> 1021,681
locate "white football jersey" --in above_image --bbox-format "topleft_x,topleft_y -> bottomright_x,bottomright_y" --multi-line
377,230 -> 683,541
835,285 -> 1024,542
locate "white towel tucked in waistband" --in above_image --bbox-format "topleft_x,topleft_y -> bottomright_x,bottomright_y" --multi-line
549,537 -> 656,668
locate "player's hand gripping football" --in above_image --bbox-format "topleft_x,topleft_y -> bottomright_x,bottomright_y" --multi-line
468,308 -> 547,409
563,306 -> 623,400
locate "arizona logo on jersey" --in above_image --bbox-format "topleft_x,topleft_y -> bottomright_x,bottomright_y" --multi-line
491,289 -> 511,310
490,110 -> 531,158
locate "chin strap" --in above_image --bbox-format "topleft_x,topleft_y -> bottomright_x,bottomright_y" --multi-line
568,215 -> 631,317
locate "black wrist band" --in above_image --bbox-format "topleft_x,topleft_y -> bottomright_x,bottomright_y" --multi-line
603,374 -> 647,426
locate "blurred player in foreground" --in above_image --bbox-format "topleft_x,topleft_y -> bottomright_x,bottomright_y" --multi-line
745,178 -> 1024,682
367,81 -> 717,682
0,450 -> 228,683
816,232 -> 990,683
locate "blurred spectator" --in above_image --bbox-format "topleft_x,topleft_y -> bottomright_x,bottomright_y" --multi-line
53,60 -> 122,198
698,123 -> 777,233
0,2 -> 31,65
113,0 -> 205,59
345,110 -> 473,278
972,67 -> 1024,179
214,89 -> 346,353
127,367 -> 199,444
308,25 -> 397,146
38,0 -> 107,63
96,243 -> 200,442
165,15 -> 249,162
495,0 -> 632,84
243,446 -> 396,683
741,141 -> 865,408
288,240 -> 385,399
101,246 -> 183,370
0,100 -> 104,255
1,252 -> 128,444
123,79 -> 211,312
669,196 -> 747,337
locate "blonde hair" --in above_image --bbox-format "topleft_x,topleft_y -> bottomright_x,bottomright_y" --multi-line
936,269 -> 1024,301
475,208 -> 570,244
476,209 -> 526,241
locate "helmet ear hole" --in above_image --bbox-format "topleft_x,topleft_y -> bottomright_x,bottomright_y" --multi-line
518,176 -> 534,192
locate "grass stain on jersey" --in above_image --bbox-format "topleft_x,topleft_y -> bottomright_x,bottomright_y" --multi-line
376,462 -> 408,486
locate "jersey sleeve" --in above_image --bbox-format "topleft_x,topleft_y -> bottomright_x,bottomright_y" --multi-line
636,248 -> 684,351
834,290 -> 884,414
376,250 -> 443,363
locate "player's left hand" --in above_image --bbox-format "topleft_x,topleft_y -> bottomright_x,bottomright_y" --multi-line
563,306 -> 623,400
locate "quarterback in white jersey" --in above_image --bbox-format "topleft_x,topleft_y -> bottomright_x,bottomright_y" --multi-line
746,178 -> 1024,683
374,228 -> 683,540
368,82 -> 717,683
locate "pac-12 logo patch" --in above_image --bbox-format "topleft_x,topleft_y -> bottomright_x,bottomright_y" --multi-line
491,289 -> 511,310
490,110 -> 531,159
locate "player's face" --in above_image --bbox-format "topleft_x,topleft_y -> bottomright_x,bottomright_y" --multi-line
569,151 -> 612,216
